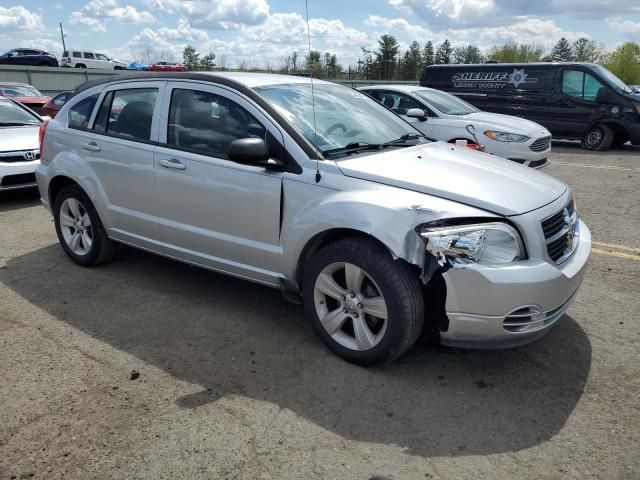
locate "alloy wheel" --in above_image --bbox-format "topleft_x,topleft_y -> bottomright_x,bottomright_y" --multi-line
313,262 -> 388,351
59,198 -> 93,256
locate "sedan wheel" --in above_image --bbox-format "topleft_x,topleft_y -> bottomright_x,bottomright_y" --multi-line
59,198 -> 93,256
313,262 -> 388,351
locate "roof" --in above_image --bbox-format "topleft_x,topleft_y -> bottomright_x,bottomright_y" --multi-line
426,62 -> 600,68
74,71 -> 336,95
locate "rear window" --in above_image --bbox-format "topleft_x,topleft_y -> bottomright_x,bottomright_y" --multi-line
93,88 -> 157,141
73,52 -> 82,58
68,94 -> 99,130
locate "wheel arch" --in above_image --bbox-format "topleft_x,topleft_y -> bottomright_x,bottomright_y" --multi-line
49,175 -> 81,207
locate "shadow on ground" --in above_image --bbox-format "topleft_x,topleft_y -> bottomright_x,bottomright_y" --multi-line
552,139 -> 640,156
0,188 -> 40,212
0,244 -> 591,458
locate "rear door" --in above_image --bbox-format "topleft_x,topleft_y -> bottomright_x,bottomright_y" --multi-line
76,81 -> 166,249
83,52 -> 98,69
153,81 -> 285,284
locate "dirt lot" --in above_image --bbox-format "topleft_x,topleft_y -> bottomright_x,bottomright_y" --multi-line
1,142 -> 639,480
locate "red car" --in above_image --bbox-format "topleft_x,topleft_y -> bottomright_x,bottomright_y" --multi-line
149,61 -> 187,72
0,82 -> 51,115
41,90 -> 74,118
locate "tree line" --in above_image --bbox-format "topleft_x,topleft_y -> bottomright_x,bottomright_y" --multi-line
176,38 -> 640,84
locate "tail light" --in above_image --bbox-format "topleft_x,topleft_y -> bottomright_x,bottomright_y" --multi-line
39,120 -> 49,157
67,57 -> 71,64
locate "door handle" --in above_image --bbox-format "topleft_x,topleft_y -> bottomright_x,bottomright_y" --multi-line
82,142 -> 101,152
158,158 -> 186,170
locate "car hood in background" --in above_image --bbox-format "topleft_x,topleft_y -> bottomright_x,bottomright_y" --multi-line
336,141 -> 566,216
10,96 -> 51,106
0,126 -> 39,151
461,111 -> 550,137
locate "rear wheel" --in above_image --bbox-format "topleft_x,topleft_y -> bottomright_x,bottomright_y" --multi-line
303,237 -> 424,365
581,124 -> 613,151
75,63 -> 86,69
53,185 -> 117,266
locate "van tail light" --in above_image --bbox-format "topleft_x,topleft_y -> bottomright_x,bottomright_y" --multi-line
39,120 -> 49,158
67,57 -> 71,64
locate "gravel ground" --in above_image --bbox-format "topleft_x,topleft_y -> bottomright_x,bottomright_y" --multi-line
0,142 -> 639,480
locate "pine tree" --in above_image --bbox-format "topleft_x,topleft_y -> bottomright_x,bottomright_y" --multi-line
407,40 -> 422,79
435,39 -> 453,64
375,34 -> 400,80
183,45 -> 200,71
422,41 -> 434,69
551,38 -> 573,62
573,37 -> 603,62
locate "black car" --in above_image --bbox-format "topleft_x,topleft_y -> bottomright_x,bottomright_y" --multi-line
0,48 -> 59,68
421,62 -> 640,150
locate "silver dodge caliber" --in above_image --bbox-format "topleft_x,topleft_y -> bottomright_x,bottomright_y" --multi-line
36,72 -> 591,365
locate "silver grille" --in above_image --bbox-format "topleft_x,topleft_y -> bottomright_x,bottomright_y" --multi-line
0,150 -> 40,163
541,198 -> 578,264
530,136 -> 552,152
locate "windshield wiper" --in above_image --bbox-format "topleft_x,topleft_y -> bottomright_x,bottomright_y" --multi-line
323,133 -> 423,158
0,122 -> 37,127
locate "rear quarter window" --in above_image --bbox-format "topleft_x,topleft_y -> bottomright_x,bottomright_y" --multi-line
68,94 -> 99,130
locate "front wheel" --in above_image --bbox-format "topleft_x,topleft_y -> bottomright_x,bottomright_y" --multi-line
303,238 -> 424,365
53,185 -> 117,266
581,124 -> 613,151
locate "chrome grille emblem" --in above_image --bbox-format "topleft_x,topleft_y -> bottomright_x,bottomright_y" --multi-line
23,150 -> 37,160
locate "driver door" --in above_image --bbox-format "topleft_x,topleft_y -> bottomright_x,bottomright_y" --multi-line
153,82 -> 285,285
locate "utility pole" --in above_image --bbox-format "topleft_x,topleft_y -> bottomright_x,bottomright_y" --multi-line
59,22 -> 66,51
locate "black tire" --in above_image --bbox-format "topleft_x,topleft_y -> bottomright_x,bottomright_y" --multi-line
581,124 -> 613,151
302,237 -> 424,365
75,64 -> 86,69
53,185 -> 117,266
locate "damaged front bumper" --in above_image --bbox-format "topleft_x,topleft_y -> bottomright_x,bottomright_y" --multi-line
438,220 -> 591,348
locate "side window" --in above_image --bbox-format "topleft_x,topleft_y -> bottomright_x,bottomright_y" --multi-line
167,88 -> 266,159
53,93 -> 68,106
97,88 -> 157,141
68,94 -> 99,130
378,92 -> 422,115
562,70 -> 604,101
73,52 -> 82,58
83,52 -> 95,59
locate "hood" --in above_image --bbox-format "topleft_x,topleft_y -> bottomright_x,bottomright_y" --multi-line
336,142 -> 566,216
12,96 -> 51,106
462,111 -> 549,137
0,126 -> 39,151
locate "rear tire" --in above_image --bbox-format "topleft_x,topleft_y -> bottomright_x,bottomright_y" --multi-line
75,64 -> 86,69
302,237 -> 424,365
53,185 -> 117,266
581,124 -> 613,151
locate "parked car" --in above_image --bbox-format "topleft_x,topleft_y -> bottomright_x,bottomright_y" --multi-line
0,97 -> 42,191
36,72 -> 590,365
0,83 -> 52,115
42,91 -> 74,118
60,50 -> 127,70
359,85 -> 551,168
421,62 -> 640,151
0,48 -> 59,67
149,61 -> 187,72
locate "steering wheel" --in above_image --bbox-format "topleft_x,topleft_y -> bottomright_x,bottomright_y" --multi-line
325,123 -> 347,136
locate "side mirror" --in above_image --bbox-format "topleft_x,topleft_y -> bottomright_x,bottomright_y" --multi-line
227,138 -> 282,170
595,86 -> 617,104
406,108 -> 427,121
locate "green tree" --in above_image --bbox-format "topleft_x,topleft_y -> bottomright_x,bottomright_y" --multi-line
422,41 -> 434,69
183,45 -> 200,71
573,37 -> 605,63
323,52 -> 341,78
452,44 -> 483,64
551,37 -> 573,62
375,34 -> 400,80
357,46 -> 376,79
606,42 -> 640,84
198,52 -> 216,71
434,39 -> 453,64
305,50 -> 323,77
487,42 -> 544,63
397,41 -> 422,80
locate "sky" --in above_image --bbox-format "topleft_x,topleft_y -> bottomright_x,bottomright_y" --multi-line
1,0 -> 639,67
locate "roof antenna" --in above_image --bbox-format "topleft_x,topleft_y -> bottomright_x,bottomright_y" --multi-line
305,0 -> 321,183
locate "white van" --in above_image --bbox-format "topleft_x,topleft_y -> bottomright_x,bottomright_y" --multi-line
61,50 -> 127,70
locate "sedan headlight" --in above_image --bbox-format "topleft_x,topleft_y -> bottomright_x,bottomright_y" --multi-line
484,130 -> 530,142
419,222 -> 524,266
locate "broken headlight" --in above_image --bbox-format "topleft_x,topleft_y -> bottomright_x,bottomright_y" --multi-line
419,222 -> 524,266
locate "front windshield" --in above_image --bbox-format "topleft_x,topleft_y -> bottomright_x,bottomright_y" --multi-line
592,65 -> 632,94
0,100 -> 41,126
0,85 -> 43,97
255,83 -> 423,157
414,90 -> 478,115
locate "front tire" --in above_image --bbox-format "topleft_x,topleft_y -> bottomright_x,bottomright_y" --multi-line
53,185 -> 117,266
303,237 -> 424,365
581,124 -> 613,151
